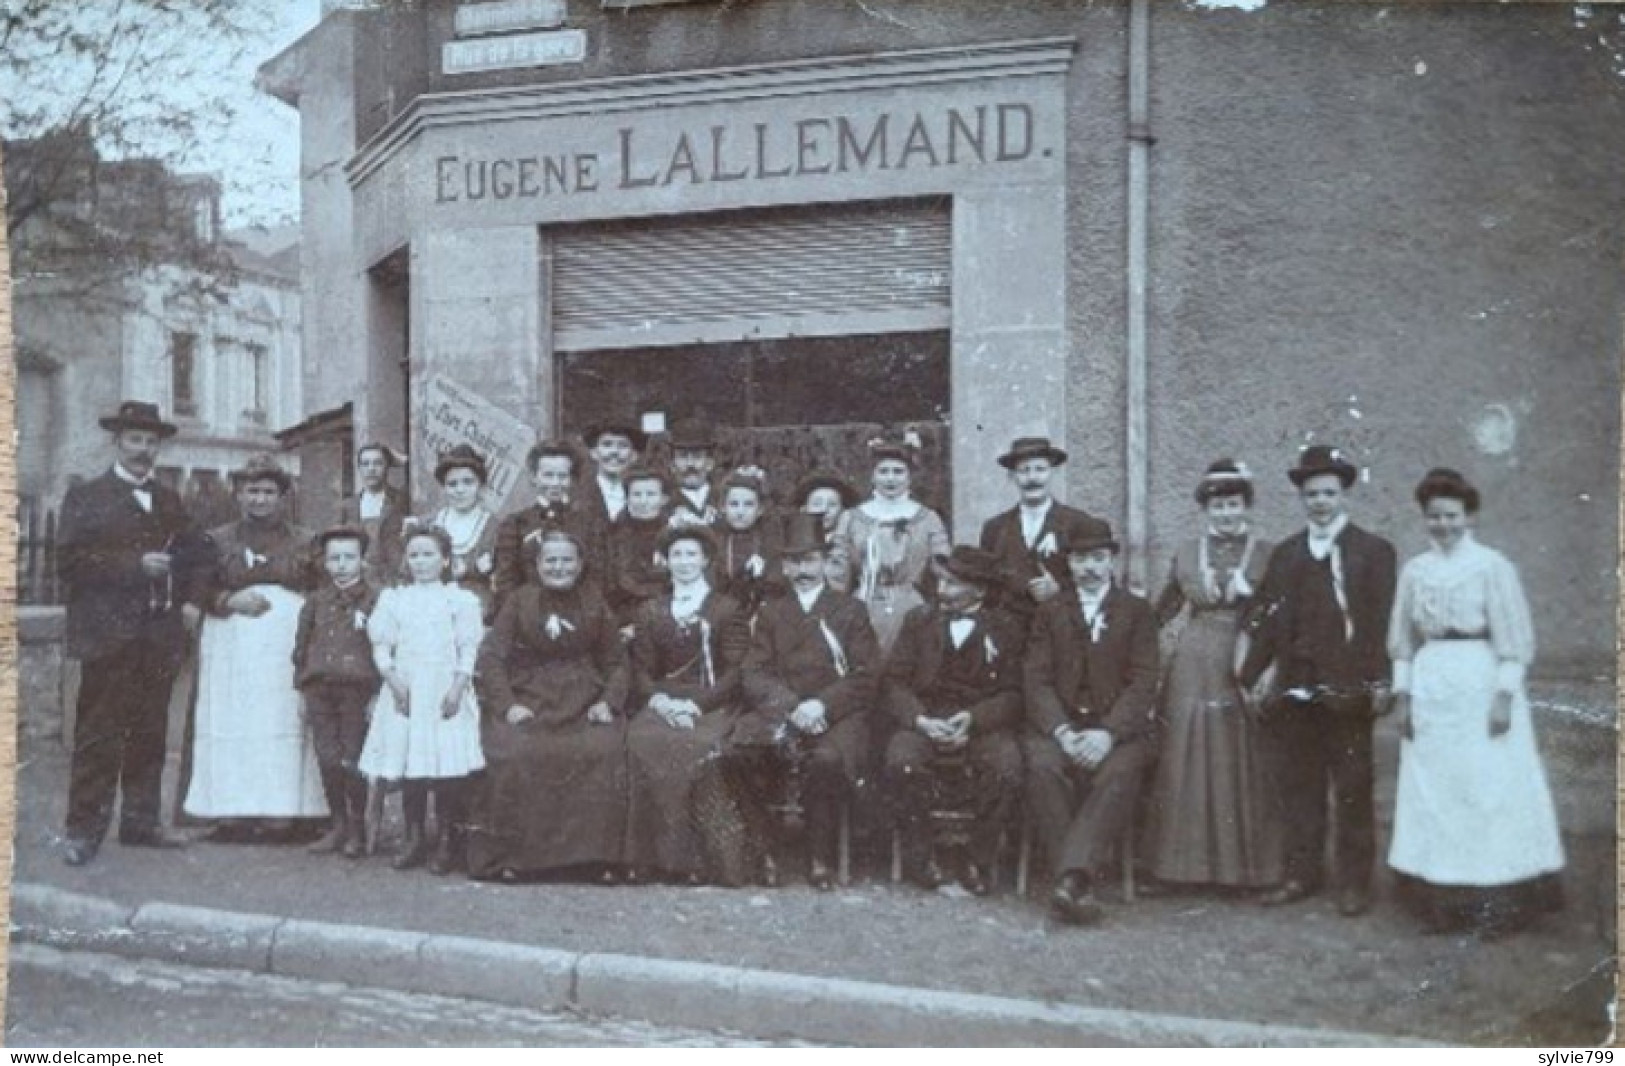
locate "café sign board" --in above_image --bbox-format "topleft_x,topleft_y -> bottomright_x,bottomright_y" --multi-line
443,28 -> 586,74
453,0 -> 567,37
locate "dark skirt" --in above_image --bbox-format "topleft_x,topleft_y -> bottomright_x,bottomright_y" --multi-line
466,716 -> 628,878
1393,870 -> 1565,936
623,707 -> 751,882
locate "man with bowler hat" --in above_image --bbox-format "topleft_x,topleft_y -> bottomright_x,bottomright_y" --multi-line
1023,515 -> 1159,925
666,417 -> 723,532
979,436 -> 1101,621
57,401 -> 204,865
881,545 -> 1026,895
1238,444 -> 1396,917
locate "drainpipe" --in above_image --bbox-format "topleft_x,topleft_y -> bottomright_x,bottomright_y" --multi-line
1125,0 -> 1152,592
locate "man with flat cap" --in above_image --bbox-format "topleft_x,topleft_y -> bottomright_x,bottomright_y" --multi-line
57,401 -> 205,865
979,436 -> 1101,622
1237,444 -> 1396,917
881,545 -> 1026,895
1023,515 -> 1159,925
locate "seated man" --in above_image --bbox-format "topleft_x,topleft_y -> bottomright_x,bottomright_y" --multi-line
730,514 -> 881,890
1022,516 -> 1158,925
882,546 -> 1025,896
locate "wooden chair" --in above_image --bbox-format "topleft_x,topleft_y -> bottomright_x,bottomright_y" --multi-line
1015,810 -> 1138,901
766,757 -> 854,886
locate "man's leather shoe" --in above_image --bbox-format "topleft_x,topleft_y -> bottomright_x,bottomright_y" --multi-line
1260,879 -> 1315,907
808,858 -> 835,892
119,828 -> 187,849
1050,872 -> 1103,925
960,863 -> 991,897
1337,885 -> 1371,917
63,840 -> 98,867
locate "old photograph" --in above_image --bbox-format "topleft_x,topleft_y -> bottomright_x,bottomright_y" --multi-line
4,0 -> 1621,1049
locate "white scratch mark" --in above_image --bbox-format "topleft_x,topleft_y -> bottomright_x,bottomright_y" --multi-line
852,0 -> 911,29
1414,60 -> 1428,76
1190,0 -> 1267,9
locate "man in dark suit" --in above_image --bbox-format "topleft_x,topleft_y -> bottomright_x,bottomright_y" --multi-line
665,417 -> 723,532
491,439 -> 594,612
881,546 -> 1025,896
1238,444 -> 1396,917
336,442 -> 408,587
978,436 -> 1101,622
1023,516 -> 1159,925
733,514 -> 882,890
57,401 -> 206,865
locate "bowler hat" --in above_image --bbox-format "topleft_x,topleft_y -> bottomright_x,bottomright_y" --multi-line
930,545 -> 1001,589
791,470 -> 860,511
583,418 -> 649,453
997,436 -> 1068,470
434,443 -> 489,485
657,522 -> 718,560
780,512 -> 829,558
668,417 -> 716,452
1288,444 -> 1358,489
1066,515 -> 1120,556
99,400 -> 177,439
314,524 -> 371,556
229,453 -> 293,493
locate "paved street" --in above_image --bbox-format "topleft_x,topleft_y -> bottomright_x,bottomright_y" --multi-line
5,944 -> 824,1048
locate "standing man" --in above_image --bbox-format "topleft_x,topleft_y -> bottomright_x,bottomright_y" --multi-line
1238,444 -> 1396,917
666,418 -> 722,532
582,417 -> 646,535
1022,516 -> 1159,925
337,442 -> 408,587
492,440 -> 591,610
979,436 -> 1100,622
57,401 -> 203,865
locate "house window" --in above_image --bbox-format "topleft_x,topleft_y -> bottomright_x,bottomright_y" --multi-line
246,343 -> 269,425
171,332 -> 197,417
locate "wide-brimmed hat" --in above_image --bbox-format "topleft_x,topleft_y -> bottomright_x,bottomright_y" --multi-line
997,436 -> 1068,470
583,418 -> 648,453
668,417 -> 716,453
780,512 -> 829,557
791,470 -> 860,510
930,545 -> 1001,589
1288,444 -> 1359,489
434,443 -> 489,485
99,400 -> 177,439
229,453 -> 293,492
314,524 -> 371,556
657,523 -> 718,560
1065,515 -> 1120,556
1194,458 -> 1255,504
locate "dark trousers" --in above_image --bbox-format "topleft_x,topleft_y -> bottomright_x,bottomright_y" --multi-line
67,637 -> 182,845
303,682 -> 374,770
885,730 -> 1021,868
1267,702 -> 1375,890
724,713 -> 867,865
1022,732 -> 1152,882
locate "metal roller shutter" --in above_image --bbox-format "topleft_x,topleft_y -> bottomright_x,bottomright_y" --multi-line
549,198 -> 951,351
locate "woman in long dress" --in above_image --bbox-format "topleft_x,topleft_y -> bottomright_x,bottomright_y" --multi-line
1387,467 -> 1564,936
468,529 -> 631,881
185,454 -> 328,836
421,444 -> 499,618
1144,459 -> 1283,891
623,526 -> 754,884
842,432 -> 950,653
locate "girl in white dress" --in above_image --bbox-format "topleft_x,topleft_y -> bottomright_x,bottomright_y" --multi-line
1387,468 -> 1564,936
358,525 -> 487,873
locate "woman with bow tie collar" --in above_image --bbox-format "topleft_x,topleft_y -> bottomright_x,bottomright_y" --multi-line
182,454 -> 329,840
623,526 -> 755,885
419,444 -> 500,619
1143,459 -> 1284,894
842,430 -> 950,654
468,529 -> 631,882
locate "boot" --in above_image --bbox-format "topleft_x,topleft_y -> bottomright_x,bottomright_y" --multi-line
427,779 -> 466,876
341,771 -> 368,860
392,783 -> 429,870
308,767 -> 348,854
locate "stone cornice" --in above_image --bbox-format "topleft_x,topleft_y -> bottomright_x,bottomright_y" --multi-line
346,36 -> 1075,188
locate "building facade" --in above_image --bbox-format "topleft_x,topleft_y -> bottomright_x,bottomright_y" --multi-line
261,0 -> 1624,676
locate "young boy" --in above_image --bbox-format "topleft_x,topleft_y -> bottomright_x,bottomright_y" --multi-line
292,526 -> 382,858
715,470 -> 785,618
610,466 -> 674,630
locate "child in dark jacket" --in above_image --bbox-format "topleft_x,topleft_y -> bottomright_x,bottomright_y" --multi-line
292,526 -> 382,858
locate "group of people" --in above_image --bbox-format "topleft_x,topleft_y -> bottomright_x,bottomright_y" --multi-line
58,399 -> 1567,937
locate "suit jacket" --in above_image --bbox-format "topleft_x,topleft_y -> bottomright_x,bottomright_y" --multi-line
292,580 -> 382,689
668,483 -> 722,532
491,498 -> 596,611
978,500 -> 1101,616
57,468 -> 205,660
337,486 -> 409,587
881,603 -> 1026,735
741,586 -> 881,734
1238,522 -> 1396,693
1023,584 -> 1159,743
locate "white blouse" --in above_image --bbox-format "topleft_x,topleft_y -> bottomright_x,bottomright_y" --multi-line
1387,534 -> 1535,695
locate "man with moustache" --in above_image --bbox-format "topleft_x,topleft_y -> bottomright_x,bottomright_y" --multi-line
58,401 -> 205,865
666,418 -> 723,532
492,440 -> 593,610
1023,516 -> 1159,926
582,417 -> 646,532
337,443 -> 408,587
731,514 -> 881,890
979,436 -> 1101,622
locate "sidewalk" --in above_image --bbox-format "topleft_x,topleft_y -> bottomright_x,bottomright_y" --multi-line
7,686 -> 1618,1046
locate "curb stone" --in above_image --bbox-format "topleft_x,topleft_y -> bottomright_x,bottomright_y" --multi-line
10,883 -> 1446,1047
